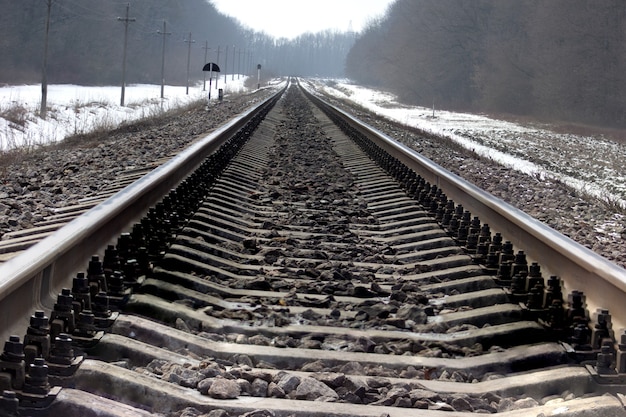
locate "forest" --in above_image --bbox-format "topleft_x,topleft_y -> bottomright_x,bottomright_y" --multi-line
0,0 -> 353,85
346,0 -> 626,127
4,1 -> 625,128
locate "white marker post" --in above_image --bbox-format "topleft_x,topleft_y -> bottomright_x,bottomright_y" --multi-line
202,63 -> 220,105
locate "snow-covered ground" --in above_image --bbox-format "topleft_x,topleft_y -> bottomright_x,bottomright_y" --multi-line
2,77 -> 625,210
0,76 -> 249,151
312,80 -> 626,209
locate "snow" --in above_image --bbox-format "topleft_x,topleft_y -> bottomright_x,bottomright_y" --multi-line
1,77 -> 625,210
313,80 -> 626,209
0,77 -> 249,151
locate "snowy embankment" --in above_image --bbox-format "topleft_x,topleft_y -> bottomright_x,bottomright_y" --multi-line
0,78 -> 623,266
314,80 -> 626,210
0,78 -> 248,151
2,78 -> 624,210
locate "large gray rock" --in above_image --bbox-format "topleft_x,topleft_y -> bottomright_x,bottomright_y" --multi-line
208,378 -> 241,399
294,376 -> 339,401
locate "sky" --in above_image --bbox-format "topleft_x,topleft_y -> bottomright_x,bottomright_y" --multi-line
209,0 -> 395,39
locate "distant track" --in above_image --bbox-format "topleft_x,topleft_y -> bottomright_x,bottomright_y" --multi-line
1,80 -> 625,416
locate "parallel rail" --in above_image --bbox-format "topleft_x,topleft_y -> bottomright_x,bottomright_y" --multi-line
0,80 -> 625,415
0,158 -> 168,261
0,88 -> 284,344
301,82 -> 626,334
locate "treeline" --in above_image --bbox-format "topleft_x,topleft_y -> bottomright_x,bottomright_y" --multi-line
0,0 -> 251,85
0,0 -> 352,86
267,31 -> 357,77
346,0 -> 626,127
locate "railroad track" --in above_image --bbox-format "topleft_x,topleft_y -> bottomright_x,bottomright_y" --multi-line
1,80 -> 626,416
0,159 -> 168,263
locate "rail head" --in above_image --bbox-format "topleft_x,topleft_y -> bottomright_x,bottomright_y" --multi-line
302,83 -> 626,333
0,87 -> 285,343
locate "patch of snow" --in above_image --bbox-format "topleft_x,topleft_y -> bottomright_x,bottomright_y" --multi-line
3,77 -> 625,211
0,77 -> 249,151
315,80 -> 626,209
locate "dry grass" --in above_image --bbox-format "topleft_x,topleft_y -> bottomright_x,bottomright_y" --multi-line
56,98 -> 205,150
0,102 -> 29,127
599,193 -> 626,213
0,97 -> 206,170
0,148 -> 28,176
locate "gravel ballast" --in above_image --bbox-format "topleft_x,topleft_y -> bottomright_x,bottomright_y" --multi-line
0,84 -> 624,273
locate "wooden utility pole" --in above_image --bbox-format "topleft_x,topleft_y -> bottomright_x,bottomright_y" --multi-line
185,32 -> 195,95
202,41 -> 211,91
157,20 -> 171,99
117,3 -> 136,106
224,45 -> 228,85
215,46 -> 221,90
40,0 -> 52,119
238,49 -> 242,80
232,45 -> 236,81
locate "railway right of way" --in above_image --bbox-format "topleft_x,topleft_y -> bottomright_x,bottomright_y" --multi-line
1,81 -> 626,416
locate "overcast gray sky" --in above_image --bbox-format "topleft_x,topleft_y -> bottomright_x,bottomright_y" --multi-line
210,0 -> 395,39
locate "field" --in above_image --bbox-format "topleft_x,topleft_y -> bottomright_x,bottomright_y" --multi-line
1,78 -> 624,211
315,80 -> 626,210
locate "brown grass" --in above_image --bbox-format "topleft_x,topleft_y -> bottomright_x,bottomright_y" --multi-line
0,103 -> 29,127
0,98 -> 207,172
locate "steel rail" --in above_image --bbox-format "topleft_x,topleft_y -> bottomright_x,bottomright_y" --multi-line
301,83 -> 626,334
0,87 -> 285,343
